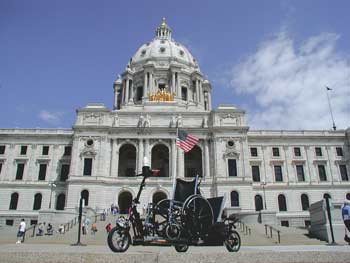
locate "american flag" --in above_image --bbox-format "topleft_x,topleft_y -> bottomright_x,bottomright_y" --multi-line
176,129 -> 199,152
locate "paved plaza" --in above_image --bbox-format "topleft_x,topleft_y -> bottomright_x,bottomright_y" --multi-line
0,243 -> 349,263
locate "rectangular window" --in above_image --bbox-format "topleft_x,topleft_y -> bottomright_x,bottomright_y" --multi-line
336,147 -> 343,157
38,164 -> 47,180
60,164 -> 70,182
20,146 -> 27,155
315,147 -> 322,156
294,147 -> 301,157
228,159 -> 237,177
0,145 -> 5,154
272,147 -> 280,157
296,165 -> 305,182
6,219 -> 14,226
274,165 -> 283,182
64,146 -> 72,156
42,146 -> 49,155
281,221 -> 289,227
252,165 -> 260,182
250,147 -> 258,157
318,165 -> 327,181
16,163 -> 25,180
340,165 -> 349,181
83,158 -> 92,176
0,163 -> 2,174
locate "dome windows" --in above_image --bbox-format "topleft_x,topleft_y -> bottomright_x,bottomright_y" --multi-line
179,50 -> 184,56
141,50 -> 146,56
159,47 -> 166,53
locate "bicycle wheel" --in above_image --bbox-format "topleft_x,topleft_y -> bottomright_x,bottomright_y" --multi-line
224,230 -> 241,252
107,226 -> 131,253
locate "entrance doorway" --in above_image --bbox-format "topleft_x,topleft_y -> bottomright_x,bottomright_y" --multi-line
118,191 -> 133,214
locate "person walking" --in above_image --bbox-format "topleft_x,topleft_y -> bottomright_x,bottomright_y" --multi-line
16,219 -> 26,244
342,198 -> 350,244
91,222 -> 97,235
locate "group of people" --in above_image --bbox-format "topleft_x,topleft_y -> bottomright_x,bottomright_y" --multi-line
82,217 -> 98,235
36,222 -> 54,236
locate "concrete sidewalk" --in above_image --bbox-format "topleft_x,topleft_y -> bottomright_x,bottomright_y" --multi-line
0,243 -> 349,263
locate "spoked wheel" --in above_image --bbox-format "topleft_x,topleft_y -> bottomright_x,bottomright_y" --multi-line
155,199 -> 183,236
174,244 -> 189,252
107,226 -> 131,253
183,195 -> 213,238
224,230 -> 241,252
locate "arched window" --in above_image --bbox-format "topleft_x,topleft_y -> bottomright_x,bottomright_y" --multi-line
151,144 -> 169,177
184,145 -> 202,177
118,144 -> 136,177
118,191 -> 132,214
323,193 -> 331,200
301,194 -> 309,211
33,193 -> 42,210
255,195 -> 263,211
81,190 -> 89,206
152,191 -> 167,204
230,191 -> 239,207
56,193 -> 65,210
278,194 -> 287,211
9,192 -> 19,210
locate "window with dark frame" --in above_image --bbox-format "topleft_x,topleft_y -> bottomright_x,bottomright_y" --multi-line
20,145 -> 27,155
250,147 -> 258,157
301,194 -> 310,211
38,164 -> 47,181
16,163 -> 25,180
318,165 -> 327,181
42,146 -> 49,155
336,147 -> 343,157
315,147 -> 322,156
296,165 -> 305,182
0,163 -> 2,174
228,159 -> 237,177
294,147 -> 301,157
83,158 -> 92,176
64,146 -> 71,156
9,193 -> 19,210
278,194 -> 287,211
60,164 -> 70,182
230,191 -> 239,207
0,145 -> 5,154
274,165 -> 283,182
272,147 -> 280,157
340,165 -> 348,181
252,165 -> 260,182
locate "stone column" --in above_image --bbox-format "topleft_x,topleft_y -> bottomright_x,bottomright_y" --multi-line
125,78 -> 129,104
283,146 -> 290,184
204,139 -> 210,177
110,139 -> 119,177
177,148 -> 184,178
138,139 -> 144,174
129,80 -> 134,103
143,73 -> 147,98
305,146 -> 314,184
172,72 -> 175,94
144,139 -> 150,165
171,139 -> 177,179
200,80 -> 204,105
195,79 -> 199,103
176,73 -> 180,98
149,73 -> 153,93
208,92 -> 212,111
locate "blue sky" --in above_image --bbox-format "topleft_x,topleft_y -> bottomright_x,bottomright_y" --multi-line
1,0 -> 349,129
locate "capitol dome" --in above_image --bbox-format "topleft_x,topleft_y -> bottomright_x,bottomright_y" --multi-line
129,18 -> 199,70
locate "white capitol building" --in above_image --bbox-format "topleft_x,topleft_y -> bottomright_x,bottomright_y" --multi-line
0,19 -> 349,227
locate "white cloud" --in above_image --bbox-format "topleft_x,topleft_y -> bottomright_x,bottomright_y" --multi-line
230,31 -> 350,130
38,110 -> 63,125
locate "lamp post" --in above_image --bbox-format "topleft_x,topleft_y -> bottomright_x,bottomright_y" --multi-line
48,182 -> 56,209
261,180 -> 267,210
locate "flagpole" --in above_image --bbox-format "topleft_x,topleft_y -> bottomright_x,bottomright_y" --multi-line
171,128 -> 179,199
326,86 -> 336,131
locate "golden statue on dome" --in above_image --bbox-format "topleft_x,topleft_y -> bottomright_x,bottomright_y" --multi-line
148,86 -> 175,102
